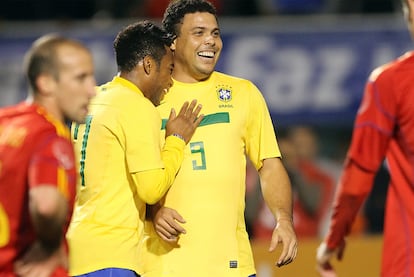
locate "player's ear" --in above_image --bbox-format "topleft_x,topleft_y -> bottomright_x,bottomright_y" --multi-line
142,56 -> 152,75
170,38 -> 177,52
36,74 -> 56,96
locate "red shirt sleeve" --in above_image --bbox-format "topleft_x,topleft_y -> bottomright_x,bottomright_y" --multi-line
326,159 -> 375,248
326,66 -> 396,249
28,135 -> 76,208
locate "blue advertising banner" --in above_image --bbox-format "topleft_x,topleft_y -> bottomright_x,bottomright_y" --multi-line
0,17 -> 412,127
217,18 -> 412,127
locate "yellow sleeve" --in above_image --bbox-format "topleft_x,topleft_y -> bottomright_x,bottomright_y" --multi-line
132,135 -> 185,204
245,81 -> 280,170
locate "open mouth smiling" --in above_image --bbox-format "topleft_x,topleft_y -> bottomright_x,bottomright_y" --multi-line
198,51 -> 215,58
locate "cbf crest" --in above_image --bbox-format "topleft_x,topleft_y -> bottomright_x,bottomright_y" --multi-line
216,85 -> 232,102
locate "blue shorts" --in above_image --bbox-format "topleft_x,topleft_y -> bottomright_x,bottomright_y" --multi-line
74,268 -> 139,277
75,268 -> 252,277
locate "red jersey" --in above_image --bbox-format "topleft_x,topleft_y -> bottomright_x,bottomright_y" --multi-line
326,51 -> 414,277
0,102 -> 76,276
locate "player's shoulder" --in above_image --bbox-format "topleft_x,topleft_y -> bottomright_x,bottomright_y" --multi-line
370,51 -> 414,82
0,103 -> 70,155
213,71 -> 252,84
0,102 -> 32,120
1,103 -> 61,135
22,115 -> 69,153
95,78 -> 154,113
212,71 -> 258,94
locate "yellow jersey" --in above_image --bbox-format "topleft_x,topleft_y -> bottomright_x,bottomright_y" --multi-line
68,77 -> 170,275
141,72 -> 281,277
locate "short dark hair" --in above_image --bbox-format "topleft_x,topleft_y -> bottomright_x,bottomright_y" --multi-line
114,20 -> 173,73
24,34 -> 87,93
162,0 -> 218,39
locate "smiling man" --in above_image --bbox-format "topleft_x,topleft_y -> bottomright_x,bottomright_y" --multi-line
141,1 -> 298,277
66,21 -> 203,277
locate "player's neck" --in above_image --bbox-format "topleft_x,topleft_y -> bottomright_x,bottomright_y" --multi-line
32,96 -> 64,123
173,71 -> 211,84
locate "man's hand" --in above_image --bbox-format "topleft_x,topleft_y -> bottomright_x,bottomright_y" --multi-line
269,218 -> 298,267
14,242 -> 67,277
165,99 -> 204,144
153,206 -> 186,242
316,240 -> 346,277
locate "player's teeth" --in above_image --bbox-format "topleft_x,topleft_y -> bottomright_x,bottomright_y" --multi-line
199,51 -> 214,57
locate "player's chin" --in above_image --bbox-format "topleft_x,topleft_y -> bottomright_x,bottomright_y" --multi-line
198,65 -> 215,78
155,93 -> 166,107
73,109 -> 89,124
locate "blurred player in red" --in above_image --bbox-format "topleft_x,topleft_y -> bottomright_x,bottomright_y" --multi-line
0,34 -> 96,277
316,0 -> 414,276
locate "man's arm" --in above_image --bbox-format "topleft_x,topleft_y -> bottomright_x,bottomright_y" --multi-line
133,100 -> 203,204
316,158 -> 376,277
14,186 -> 69,277
133,135 -> 185,204
259,157 -> 297,267
29,186 -> 68,252
316,70 -> 393,274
